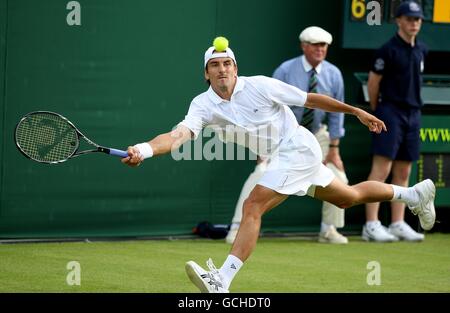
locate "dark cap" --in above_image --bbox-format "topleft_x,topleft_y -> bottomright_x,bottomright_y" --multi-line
395,1 -> 424,18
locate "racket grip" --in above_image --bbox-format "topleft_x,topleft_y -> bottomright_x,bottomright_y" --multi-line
109,148 -> 129,158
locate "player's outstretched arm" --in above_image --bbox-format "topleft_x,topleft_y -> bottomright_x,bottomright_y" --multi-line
354,107 -> 387,134
305,93 -> 387,134
122,125 -> 193,167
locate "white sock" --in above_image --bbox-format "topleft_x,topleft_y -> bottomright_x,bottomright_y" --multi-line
366,220 -> 380,228
391,185 -> 419,207
219,254 -> 243,290
390,221 -> 404,228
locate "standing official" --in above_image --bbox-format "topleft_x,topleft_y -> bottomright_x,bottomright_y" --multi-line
274,26 -> 349,244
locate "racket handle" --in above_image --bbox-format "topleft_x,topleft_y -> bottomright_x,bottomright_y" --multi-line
109,148 -> 129,158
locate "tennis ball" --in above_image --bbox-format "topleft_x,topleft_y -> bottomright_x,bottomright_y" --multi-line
213,36 -> 229,52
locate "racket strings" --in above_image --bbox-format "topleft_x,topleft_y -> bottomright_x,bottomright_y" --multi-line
16,113 -> 78,162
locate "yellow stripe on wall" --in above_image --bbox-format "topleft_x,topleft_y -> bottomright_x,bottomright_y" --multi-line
433,0 -> 450,23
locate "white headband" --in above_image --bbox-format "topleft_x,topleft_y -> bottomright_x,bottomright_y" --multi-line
204,46 -> 237,68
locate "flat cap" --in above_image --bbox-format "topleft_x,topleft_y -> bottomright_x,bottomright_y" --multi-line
299,26 -> 332,45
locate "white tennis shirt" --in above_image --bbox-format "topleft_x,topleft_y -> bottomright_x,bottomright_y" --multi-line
179,76 -> 307,157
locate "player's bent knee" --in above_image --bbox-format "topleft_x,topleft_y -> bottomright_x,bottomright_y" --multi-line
335,188 -> 360,208
333,201 -> 351,209
242,199 -> 263,219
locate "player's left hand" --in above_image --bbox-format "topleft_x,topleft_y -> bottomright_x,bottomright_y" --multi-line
356,109 -> 387,134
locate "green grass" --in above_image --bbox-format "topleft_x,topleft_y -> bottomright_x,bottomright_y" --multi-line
1,234 -> 449,292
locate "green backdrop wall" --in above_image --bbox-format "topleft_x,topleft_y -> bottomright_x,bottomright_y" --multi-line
0,0 -> 447,239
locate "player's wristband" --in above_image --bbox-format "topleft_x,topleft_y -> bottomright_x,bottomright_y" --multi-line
329,144 -> 339,148
134,143 -> 154,159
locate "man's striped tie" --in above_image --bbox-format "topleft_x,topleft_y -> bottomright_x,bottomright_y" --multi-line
301,68 -> 317,130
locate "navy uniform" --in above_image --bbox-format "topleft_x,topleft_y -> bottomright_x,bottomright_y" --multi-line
371,32 -> 428,161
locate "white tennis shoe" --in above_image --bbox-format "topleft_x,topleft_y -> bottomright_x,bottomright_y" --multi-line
185,258 -> 229,293
388,221 -> 424,241
318,226 -> 348,244
362,221 -> 399,242
408,179 -> 436,231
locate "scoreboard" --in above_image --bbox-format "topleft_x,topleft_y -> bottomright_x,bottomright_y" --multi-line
412,115 -> 450,206
417,154 -> 450,188
342,0 -> 450,51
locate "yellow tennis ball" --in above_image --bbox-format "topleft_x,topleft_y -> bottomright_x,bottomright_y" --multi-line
213,36 -> 229,52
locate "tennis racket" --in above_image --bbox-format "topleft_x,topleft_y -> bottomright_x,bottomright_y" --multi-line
15,111 -> 128,164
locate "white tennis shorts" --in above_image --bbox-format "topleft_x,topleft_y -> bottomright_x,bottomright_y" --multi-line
258,126 -> 335,196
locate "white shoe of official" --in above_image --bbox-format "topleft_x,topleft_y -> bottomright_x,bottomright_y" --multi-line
185,258 -> 229,293
225,224 -> 239,244
362,221 -> 399,242
318,226 -> 348,244
388,221 -> 425,241
408,179 -> 436,231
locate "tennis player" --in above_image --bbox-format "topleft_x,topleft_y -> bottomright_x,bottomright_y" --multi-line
121,41 -> 436,293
